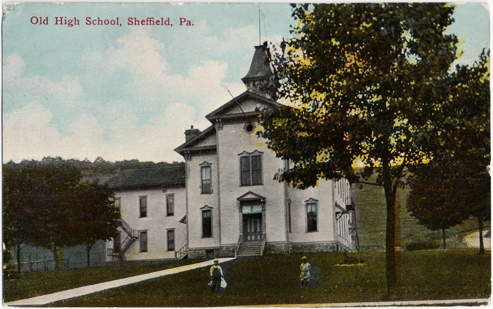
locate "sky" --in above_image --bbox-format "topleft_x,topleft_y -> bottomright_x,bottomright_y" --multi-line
2,2 -> 490,163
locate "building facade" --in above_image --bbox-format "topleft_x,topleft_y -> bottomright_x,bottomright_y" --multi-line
174,43 -> 358,259
105,166 -> 187,261
106,43 -> 358,261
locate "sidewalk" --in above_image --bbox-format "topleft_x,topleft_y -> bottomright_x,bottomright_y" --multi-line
5,257 -> 235,307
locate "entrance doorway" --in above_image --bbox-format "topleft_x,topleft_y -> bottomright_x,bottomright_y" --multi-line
243,213 -> 262,241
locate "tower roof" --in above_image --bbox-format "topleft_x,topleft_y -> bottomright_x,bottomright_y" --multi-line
241,42 -> 273,83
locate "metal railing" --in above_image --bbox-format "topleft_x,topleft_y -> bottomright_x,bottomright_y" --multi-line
19,259 -> 68,272
260,233 -> 266,256
175,243 -> 188,259
234,235 -> 243,258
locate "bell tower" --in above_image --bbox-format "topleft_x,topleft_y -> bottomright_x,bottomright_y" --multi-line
241,42 -> 278,99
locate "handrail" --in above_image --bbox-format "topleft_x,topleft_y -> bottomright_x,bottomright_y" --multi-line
176,243 -> 188,259
119,218 -> 134,236
234,235 -> 242,258
260,233 -> 266,256
120,233 -> 136,253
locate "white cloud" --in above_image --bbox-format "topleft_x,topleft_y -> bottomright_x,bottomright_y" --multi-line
3,52 -> 84,112
3,52 -> 25,79
4,103 -> 64,161
3,26 -> 255,163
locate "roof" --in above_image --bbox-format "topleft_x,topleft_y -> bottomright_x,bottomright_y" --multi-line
205,90 -> 283,121
105,165 -> 186,191
241,42 -> 273,82
174,125 -> 217,155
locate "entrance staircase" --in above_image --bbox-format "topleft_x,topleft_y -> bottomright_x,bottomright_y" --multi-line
236,241 -> 263,257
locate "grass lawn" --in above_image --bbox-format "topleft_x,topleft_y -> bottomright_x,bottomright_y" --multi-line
49,249 -> 490,307
3,258 -> 206,302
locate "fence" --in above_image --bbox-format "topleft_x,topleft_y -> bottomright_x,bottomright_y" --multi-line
19,258 -> 105,273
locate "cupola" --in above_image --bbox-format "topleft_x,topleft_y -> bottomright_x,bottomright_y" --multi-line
241,42 -> 278,99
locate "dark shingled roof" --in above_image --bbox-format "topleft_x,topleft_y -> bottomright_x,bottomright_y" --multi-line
105,165 -> 186,191
241,42 -> 273,82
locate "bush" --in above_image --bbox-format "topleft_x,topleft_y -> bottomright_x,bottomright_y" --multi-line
405,240 -> 441,251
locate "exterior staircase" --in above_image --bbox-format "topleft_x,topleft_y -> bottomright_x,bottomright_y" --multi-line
236,241 -> 263,257
109,218 -> 138,260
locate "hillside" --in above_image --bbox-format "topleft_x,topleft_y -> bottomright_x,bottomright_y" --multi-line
353,182 -> 488,250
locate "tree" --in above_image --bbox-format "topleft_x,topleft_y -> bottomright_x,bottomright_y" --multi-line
408,51 -> 490,253
3,158 -> 119,269
259,3 -> 459,293
3,164 -> 36,273
70,182 -> 118,267
444,51 -> 490,254
407,162 -> 470,248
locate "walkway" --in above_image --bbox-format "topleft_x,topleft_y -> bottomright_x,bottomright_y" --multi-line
5,257 -> 235,307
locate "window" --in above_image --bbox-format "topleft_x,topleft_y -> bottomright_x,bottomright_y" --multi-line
167,229 -> 175,251
201,165 -> 212,194
202,208 -> 212,238
239,151 -> 262,186
306,200 -> 318,232
166,194 -> 174,216
139,196 -> 147,218
140,231 -> 148,252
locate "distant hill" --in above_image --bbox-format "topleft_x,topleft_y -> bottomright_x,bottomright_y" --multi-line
4,156 -> 184,176
353,181 -> 488,250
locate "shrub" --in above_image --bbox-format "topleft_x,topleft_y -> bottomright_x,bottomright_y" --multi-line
405,240 -> 441,251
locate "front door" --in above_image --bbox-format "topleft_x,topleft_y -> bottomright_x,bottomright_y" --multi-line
243,213 -> 262,241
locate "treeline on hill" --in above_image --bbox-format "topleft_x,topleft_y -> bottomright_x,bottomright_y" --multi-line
4,156 -> 184,175
3,157 -> 183,273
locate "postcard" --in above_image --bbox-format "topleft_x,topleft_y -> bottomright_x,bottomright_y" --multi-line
3,2 -> 490,307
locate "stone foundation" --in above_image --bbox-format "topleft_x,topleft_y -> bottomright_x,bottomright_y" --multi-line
188,241 -> 339,259
290,242 -> 338,254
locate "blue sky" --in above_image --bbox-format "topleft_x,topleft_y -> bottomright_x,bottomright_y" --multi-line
2,2 -> 490,163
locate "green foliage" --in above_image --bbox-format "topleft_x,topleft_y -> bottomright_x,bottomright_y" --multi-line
407,51 -> 490,252
3,157 -> 119,269
407,163 -> 470,231
261,3 -> 458,186
259,3 -> 461,292
5,156 -> 182,176
405,240 -> 441,251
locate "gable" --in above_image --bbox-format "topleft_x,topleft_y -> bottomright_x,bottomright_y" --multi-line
206,91 -> 283,122
193,131 -> 216,148
174,125 -> 217,155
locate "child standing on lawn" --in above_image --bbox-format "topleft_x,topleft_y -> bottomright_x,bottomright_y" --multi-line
300,256 -> 311,288
209,259 -> 227,294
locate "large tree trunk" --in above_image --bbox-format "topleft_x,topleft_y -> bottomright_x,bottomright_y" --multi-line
478,219 -> 484,254
382,161 -> 398,294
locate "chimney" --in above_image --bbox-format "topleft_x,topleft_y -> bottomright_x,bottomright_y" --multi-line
185,125 -> 201,142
